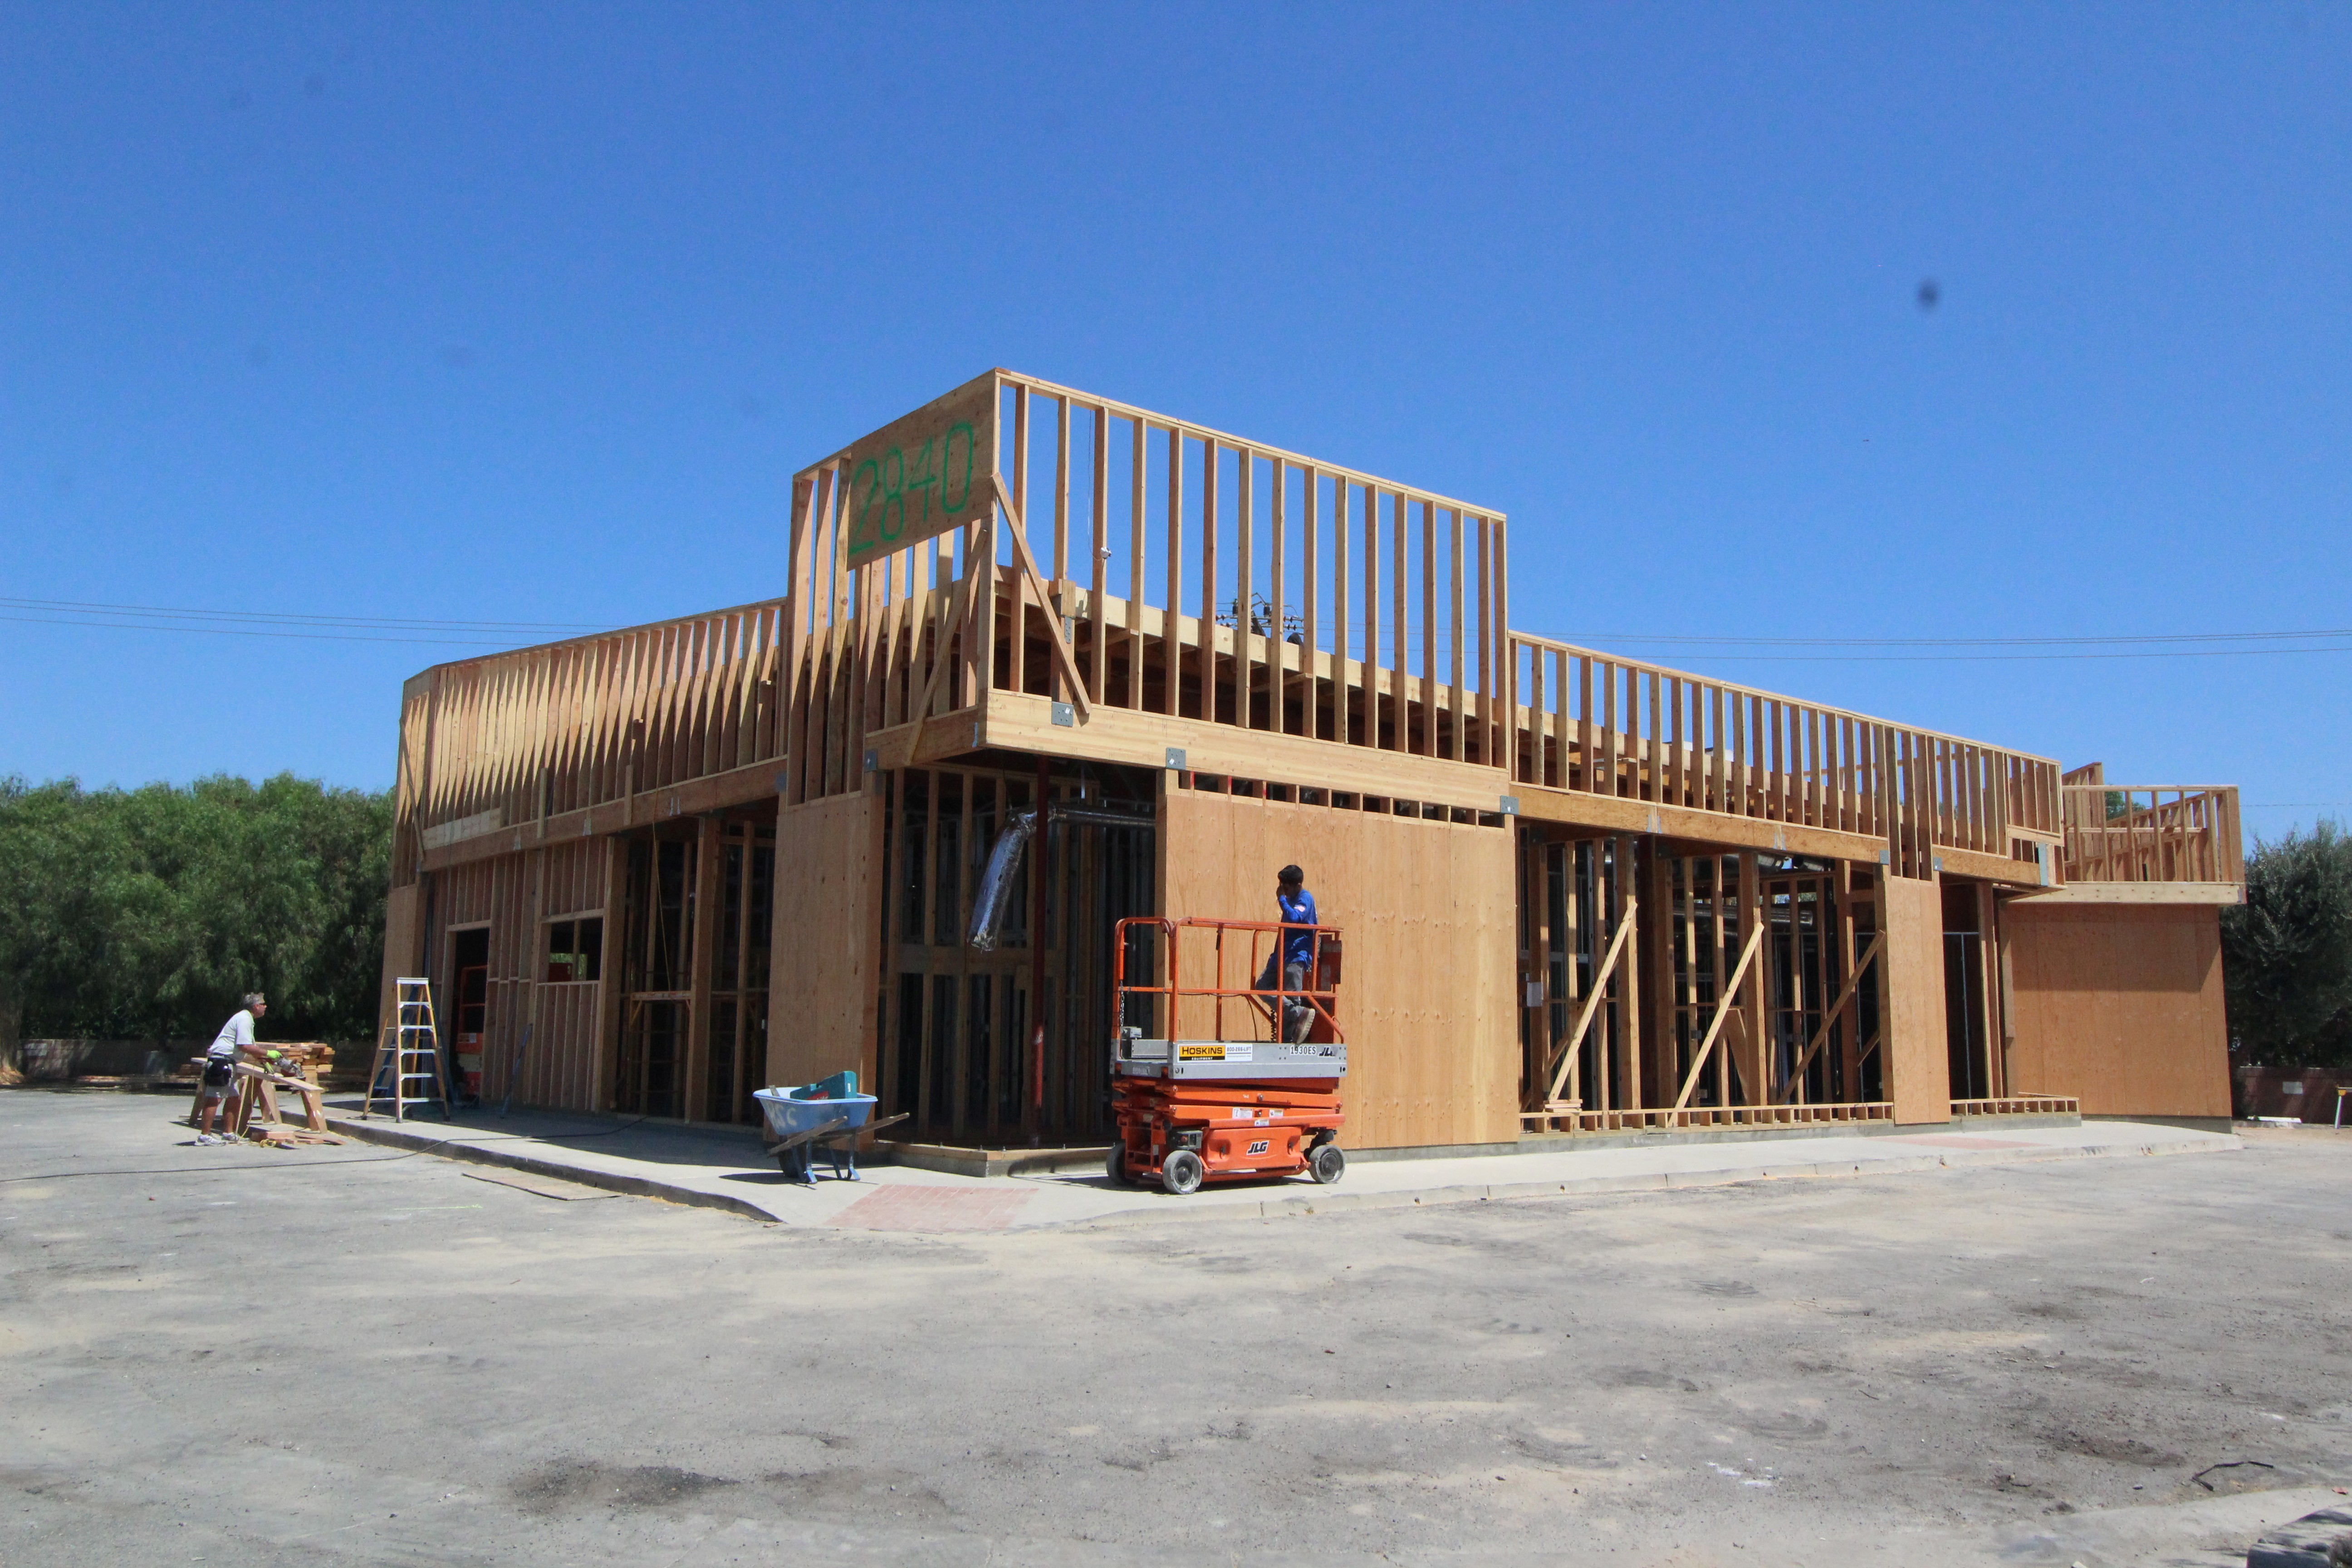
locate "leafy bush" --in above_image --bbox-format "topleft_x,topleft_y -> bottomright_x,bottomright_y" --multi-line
0,774 -> 390,1055
2222,821 -> 2352,1069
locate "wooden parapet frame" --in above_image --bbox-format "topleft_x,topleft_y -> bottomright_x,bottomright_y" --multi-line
1504,632 -> 2062,883
393,597 -> 792,886
2053,776 -> 2244,892
392,371 -> 2088,897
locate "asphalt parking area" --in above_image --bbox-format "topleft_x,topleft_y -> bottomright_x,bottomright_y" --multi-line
3,1094 -> 2346,1567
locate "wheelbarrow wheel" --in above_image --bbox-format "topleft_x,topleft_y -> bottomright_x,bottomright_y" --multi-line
1308,1142 -> 1345,1185
1161,1148 -> 1204,1196
1105,1142 -> 1130,1186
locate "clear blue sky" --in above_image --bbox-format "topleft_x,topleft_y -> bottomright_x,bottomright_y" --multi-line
4,4 -> 2346,839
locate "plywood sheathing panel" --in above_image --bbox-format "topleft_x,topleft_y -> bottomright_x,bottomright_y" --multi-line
2004,901 -> 2230,1118
1880,872 -> 1953,1125
769,790 -> 887,1091
1159,787 -> 1516,1151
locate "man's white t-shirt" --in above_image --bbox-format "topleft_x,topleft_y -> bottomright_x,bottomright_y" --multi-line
209,1009 -> 256,1062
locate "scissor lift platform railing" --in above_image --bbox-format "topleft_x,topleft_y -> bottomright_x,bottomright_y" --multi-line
1112,1036 -> 1348,1080
1107,916 -> 1348,1194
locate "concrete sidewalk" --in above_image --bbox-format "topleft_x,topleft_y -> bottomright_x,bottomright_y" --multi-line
322,1098 -> 2241,1232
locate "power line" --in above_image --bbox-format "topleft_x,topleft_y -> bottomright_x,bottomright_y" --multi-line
0,596 -> 607,632
1566,628 -> 2352,649
0,613 -> 538,649
11,592 -> 2352,665
1626,647 -> 2352,664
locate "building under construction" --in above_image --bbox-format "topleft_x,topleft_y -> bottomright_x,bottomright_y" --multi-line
379,370 -> 2244,1155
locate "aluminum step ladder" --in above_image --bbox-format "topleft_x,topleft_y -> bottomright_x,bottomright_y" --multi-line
364,976 -> 451,1121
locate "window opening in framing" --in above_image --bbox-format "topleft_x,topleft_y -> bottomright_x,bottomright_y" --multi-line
545,917 -> 603,982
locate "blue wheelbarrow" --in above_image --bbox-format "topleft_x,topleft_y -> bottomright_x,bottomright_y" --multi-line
753,1082 -> 901,1186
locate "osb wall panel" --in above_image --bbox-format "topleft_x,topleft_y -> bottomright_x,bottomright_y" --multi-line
1881,873 -> 1953,1125
2005,902 -> 2230,1118
1160,790 -> 1517,1151
770,790 -> 885,1089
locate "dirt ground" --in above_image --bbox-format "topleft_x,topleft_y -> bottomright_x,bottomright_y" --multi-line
3,1095 -> 2347,1567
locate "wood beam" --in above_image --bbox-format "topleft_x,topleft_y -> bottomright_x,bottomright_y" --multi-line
960,691 -> 1510,814
1514,781 -> 1883,865
2013,880 -> 2244,906
420,759 -> 788,874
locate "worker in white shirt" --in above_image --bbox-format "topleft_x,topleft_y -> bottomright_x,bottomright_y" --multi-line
193,993 -> 268,1145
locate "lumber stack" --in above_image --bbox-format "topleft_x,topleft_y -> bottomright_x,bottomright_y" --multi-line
226,1050 -> 348,1147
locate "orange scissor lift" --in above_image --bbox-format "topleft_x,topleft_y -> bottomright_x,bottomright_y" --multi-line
1106,916 -> 1348,1196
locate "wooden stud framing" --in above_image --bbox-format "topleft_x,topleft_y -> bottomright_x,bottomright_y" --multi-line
1235,446 -> 1254,731
1199,437 -> 1219,725
1090,403 -> 1109,705
1164,424 -> 1183,719
388,370 -> 2117,1149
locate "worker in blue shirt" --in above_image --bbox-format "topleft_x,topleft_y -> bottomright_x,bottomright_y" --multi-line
1272,863 -> 1318,1042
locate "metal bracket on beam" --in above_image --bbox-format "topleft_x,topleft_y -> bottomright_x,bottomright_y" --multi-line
1164,747 -> 1186,770
1499,795 -> 1519,816
1052,702 -> 1076,728
863,749 -> 879,773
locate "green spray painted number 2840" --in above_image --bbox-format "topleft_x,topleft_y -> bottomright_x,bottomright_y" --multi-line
850,420 -> 977,558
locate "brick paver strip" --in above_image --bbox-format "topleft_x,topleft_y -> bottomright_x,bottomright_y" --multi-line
825,1184 -> 1035,1231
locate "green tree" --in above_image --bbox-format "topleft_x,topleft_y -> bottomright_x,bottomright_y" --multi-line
0,774 -> 392,1067
2222,820 -> 2352,1069
0,778 -> 141,1070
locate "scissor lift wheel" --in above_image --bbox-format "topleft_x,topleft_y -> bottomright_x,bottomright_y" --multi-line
1308,1141 -> 1345,1184
1161,1148 -> 1205,1196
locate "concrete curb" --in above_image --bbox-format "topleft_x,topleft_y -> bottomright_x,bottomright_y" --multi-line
1049,1131 -> 2243,1231
323,1113 -> 779,1223
875,1139 -> 1114,1178
324,1111 -> 2239,1233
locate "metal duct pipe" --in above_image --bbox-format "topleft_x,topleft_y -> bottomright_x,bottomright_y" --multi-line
966,804 -> 1151,951
967,813 -> 1034,952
